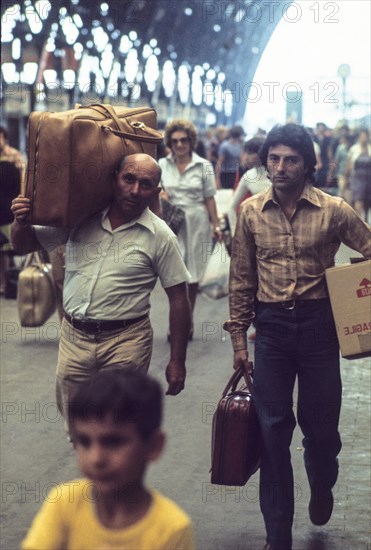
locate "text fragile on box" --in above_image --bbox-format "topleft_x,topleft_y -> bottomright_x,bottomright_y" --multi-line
325,260 -> 371,359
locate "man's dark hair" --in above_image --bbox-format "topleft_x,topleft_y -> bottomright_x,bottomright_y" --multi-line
229,125 -> 245,139
69,368 -> 163,439
259,123 -> 317,182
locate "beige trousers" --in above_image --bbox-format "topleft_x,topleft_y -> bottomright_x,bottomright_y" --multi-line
56,316 -> 153,421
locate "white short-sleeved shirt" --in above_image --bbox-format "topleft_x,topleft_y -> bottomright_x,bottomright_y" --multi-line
158,152 -> 216,208
35,207 -> 190,320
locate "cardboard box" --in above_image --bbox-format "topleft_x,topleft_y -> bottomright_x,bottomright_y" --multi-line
325,260 -> 371,359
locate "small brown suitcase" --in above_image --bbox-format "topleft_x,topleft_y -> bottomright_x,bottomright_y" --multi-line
24,103 -> 163,227
17,252 -> 56,326
211,364 -> 261,485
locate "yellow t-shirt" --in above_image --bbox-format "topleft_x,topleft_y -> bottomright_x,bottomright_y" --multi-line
21,479 -> 195,550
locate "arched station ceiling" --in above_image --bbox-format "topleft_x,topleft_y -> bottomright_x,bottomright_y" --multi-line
1,0 -> 292,123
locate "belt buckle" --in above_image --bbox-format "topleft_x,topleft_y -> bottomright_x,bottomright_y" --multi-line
80,318 -> 101,333
283,299 -> 296,310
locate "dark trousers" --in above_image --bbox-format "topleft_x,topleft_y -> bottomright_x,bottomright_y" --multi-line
254,300 -> 342,550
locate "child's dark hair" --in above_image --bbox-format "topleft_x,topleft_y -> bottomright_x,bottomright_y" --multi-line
69,368 -> 163,439
259,123 -> 317,182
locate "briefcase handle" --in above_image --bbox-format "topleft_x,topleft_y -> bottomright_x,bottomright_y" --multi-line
222,362 -> 254,397
82,103 -> 164,144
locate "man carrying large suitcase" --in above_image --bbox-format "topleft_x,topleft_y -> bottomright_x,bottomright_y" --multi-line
11,153 -> 192,428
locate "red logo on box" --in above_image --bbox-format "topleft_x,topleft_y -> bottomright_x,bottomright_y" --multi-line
356,278 -> 371,298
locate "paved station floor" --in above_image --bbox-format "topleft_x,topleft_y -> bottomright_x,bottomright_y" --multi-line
1,246 -> 370,550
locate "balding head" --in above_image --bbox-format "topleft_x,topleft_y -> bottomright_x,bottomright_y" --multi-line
118,154 -> 162,186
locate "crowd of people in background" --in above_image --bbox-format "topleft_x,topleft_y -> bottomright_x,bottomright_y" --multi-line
200,121 -> 370,220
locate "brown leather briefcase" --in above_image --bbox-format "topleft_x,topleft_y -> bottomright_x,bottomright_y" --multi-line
211,363 -> 261,485
24,103 -> 163,227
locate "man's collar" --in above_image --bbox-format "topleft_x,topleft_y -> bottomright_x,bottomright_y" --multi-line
299,184 -> 322,207
102,206 -> 156,234
261,186 -> 277,210
261,183 -> 321,211
134,208 -> 156,234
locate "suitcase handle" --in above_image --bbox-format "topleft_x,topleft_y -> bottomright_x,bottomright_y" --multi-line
84,103 -> 164,144
222,363 -> 254,397
102,124 -> 164,144
23,251 -> 47,269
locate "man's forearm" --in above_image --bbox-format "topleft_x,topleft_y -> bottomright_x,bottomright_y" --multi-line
223,294 -> 255,352
163,284 -> 191,395
225,209 -> 257,350
10,221 -> 41,254
169,298 -> 191,360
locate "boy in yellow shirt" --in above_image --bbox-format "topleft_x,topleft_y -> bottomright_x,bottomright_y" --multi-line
21,368 -> 195,549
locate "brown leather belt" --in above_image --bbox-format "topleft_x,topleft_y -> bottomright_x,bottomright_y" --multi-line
63,312 -> 148,333
261,298 -> 330,311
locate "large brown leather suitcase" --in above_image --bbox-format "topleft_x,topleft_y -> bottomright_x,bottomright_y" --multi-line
211,364 -> 261,485
24,103 -> 163,227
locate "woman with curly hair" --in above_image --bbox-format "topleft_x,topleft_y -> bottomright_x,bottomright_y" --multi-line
159,119 -> 222,339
